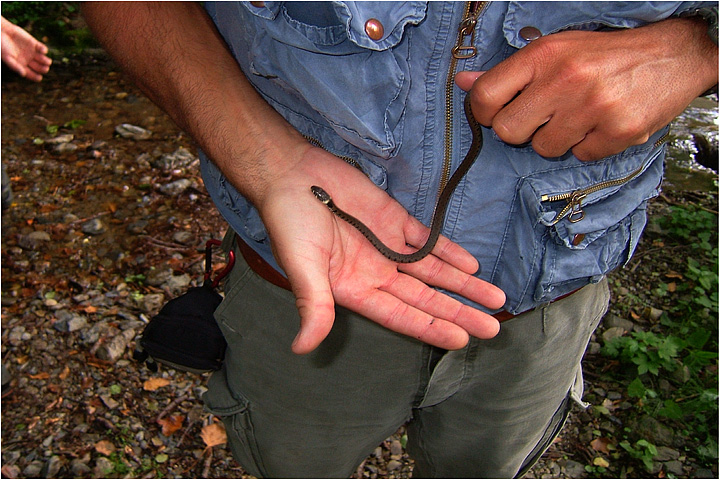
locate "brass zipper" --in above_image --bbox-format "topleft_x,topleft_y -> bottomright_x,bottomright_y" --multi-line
541,133 -> 670,226
303,134 -> 363,171
438,1 -> 488,198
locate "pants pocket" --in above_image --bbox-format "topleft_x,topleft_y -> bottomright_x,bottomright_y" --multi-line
203,366 -> 266,478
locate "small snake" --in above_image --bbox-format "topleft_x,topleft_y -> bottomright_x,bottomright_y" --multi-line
312,94 -> 483,264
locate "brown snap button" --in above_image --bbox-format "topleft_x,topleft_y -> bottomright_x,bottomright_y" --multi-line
250,1 -> 265,7
571,233 -> 586,246
519,26 -> 542,42
364,18 -> 385,41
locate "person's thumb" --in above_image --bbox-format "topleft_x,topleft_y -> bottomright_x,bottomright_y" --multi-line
455,70 -> 485,91
283,254 -> 336,355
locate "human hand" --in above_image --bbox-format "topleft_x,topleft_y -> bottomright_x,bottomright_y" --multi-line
1,16 -> 52,82
258,147 -> 505,354
456,17 -> 718,161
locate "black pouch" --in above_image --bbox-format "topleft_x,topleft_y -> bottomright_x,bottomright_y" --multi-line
133,239 -> 234,374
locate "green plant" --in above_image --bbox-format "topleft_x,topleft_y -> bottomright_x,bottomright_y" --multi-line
619,439 -> 657,472
1,2 -> 98,51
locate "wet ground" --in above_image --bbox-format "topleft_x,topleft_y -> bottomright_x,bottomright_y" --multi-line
1,54 -> 718,479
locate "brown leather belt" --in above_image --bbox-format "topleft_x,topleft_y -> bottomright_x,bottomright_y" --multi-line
235,235 -> 578,322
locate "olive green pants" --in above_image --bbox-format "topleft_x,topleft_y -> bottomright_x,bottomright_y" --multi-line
204,240 -> 609,478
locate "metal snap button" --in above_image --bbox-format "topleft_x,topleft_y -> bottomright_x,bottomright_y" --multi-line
364,18 -> 385,41
250,1 -> 265,7
519,26 -> 542,42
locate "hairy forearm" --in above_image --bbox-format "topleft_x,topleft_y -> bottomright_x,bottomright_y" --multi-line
82,2 -> 307,205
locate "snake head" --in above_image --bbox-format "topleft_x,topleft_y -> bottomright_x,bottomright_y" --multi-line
310,185 -> 332,204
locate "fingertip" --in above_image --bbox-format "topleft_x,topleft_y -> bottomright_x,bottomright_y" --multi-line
454,70 -> 485,91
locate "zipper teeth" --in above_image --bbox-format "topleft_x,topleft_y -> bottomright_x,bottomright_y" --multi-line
541,162 -> 646,203
303,134 -> 362,170
438,1 -> 486,199
542,132 -> 669,204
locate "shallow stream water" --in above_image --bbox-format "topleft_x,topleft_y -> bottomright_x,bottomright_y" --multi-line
664,95 -> 718,192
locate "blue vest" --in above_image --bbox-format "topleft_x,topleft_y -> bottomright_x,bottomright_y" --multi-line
202,1 -> 708,314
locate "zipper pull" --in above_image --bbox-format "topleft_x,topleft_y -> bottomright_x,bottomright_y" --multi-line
567,191 -> 587,223
452,2 -> 482,59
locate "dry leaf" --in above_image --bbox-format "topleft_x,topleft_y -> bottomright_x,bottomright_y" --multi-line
665,271 -> 683,279
201,422 -> 227,448
95,439 -> 116,456
157,414 -> 184,436
593,456 -> 610,468
590,437 -> 612,454
143,377 -> 171,391
28,372 -> 50,380
667,282 -> 677,293
83,305 -> 98,314
58,365 -> 71,380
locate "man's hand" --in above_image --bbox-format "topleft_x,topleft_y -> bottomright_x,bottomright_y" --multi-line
260,147 -> 506,354
1,16 -> 52,82
456,17 -> 718,161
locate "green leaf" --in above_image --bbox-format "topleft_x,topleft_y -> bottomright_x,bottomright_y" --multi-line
627,377 -> 646,398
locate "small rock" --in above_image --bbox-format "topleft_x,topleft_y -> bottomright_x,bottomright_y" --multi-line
44,134 -> 74,145
159,178 -> 192,196
23,461 -> 44,478
389,439 -> 403,456
70,459 -> 91,477
603,314 -> 635,332
154,148 -> 198,171
53,142 -> 78,154
53,310 -> 88,333
172,230 -> 194,245
664,460 -> 684,476
655,446 -> 680,462
693,468 -> 715,478
142,293 -> 165,313
81,218 -> 106,235
632,415 -> 674,446
115,123 -> 152,140
126,219 -> 148,234
166,273 -> 191,292
44,455 -> 63,478
96,328 -> 136,362
93,457 -> 115,477
146,267 -> 172,287
100,394 -> 120,410
386,460 -> 402,471
564,460 -> 586,478
18,231 -> 51,250
602,326 -> 627,343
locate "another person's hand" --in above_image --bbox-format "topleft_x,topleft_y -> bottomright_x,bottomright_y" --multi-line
456,17 -> 718,161
258,145 -> 506,354
1,16 -> 52,82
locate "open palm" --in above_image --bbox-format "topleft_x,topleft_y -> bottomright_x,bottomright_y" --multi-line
260,147 -> 505,354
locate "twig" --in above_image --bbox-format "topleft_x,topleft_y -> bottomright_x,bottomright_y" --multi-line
67,211 -> 110,226
156,394 -> 189,423
202,447 -> 213,478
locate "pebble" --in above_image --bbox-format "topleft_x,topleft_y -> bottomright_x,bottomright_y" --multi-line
45,455 -> 63,477
70,459 -> 91,476
81,218 -> 106,235
115,123 -> 152,140
126,219 -> 148,234
564,459 -> 586,478
44,134 -> 74,145
53,142 -> 78,154
146,267 -> 172,287
166,273 -> 191,292
172,230 -> 194,245
601,326 -> 627,343
154,148 -> 198,171
96,328 -> 136,362
602,314 -> 635,332
93,457 -> 115,477
23,461 -> 43,478
664,460 -> 685,476
18,231 -> 51,250
159,178 -> 192,196
142,293 -> 165,313
53,310 -> 88,333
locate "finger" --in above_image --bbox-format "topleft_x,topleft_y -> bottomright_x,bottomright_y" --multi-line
570,129 -> 639,162
353,288 -> 471,350
276,245 -> 338,355
403,218 -> 479,274
381,273 -> 500,340
4,58 -> 27,78
490,87 -> 553,145
530,114 -> 590,158
399,256 -> 506,310
469,56 -> 535,126
455,70 -> 484,92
